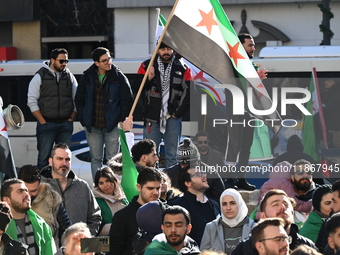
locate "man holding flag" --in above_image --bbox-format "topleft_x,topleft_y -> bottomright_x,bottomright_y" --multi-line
133,42 -> 193,168
161,0 -> 280,190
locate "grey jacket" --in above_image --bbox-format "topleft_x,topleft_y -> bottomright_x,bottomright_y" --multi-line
200,217 -> 255,253
41,167 -> 102,236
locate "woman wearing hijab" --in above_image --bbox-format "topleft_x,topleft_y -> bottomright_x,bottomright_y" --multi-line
200,188 -> 255,254
92,167 -> 128,235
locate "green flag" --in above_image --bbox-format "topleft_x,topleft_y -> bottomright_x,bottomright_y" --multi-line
302,73 -> 319,161
120,129 -> 139,202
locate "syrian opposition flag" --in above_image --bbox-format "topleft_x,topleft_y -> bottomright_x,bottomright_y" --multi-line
302,69 -> 326,161
156,11 -> 224,106
0,102 -> 17,178
162,0 -> 281,134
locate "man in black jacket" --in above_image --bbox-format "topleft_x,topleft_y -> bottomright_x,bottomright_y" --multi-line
133,42 -> 193,168
231,189 -> 316,255
168,164 -> 220,246
108,167 -> 163,255
0,201 -> 29,255
75,47 -> 133,181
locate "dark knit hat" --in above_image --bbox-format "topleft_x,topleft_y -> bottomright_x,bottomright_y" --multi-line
312,184 -> 332,212
136,201 -> 164,234
0,201 -> 13,231
176,138 -> 200,164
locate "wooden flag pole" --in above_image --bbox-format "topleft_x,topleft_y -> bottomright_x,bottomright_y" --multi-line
128,0 -> 180,118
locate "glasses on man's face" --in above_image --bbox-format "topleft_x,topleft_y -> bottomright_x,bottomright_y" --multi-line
198,141 -> 208,145
190,172 -> 205,178
98,57 -> 113,64
259,236 -> 292,244
57,59 -> 69,64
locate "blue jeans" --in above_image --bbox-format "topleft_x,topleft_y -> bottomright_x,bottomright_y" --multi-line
143,117 -> 182,168
85,126 -> 119,181
36,121 -> 73,170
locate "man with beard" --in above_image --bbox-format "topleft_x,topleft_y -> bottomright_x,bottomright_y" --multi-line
290,159 -> 318,224
40,143 -> 101,236
194,130 -> 224,169
18,164 -> 71,247
27,48 -> 77,170
231,189 -> 316,255
168,165 -> 220,246
0,179 -> 56,255
164,138 -> 225,203
0,201 -> 29,255
131,139 -> 159,171
224,34 -> 268,191
133,42 -> 193,168
108,167 -> 163,255
252,218 -> 290,255
144,205 -> 200,255
326,212 -> 340,255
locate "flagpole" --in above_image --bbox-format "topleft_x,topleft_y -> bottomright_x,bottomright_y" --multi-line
153,8 -> 161,49
128,0 -> 181,118
313,67 -> 328,149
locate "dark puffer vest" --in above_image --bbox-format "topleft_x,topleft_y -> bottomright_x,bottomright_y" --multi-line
37,67 -> 74,121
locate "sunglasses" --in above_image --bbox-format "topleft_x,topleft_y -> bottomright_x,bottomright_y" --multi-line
198,141 -> 208,145
57,59 -> 69,64
295,171 -> 312,176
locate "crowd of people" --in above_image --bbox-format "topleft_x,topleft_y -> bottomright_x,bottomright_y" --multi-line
1,138 -> 339,255
1,34 -> 339,255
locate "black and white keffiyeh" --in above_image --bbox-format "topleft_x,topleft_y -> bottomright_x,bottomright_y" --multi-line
157,54 -> 175,133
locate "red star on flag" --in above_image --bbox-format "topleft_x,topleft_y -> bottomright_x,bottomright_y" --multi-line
194,71 -> 209,82
256,83 -> 266,99
196,9 -> 218,35
227,42 -> 246,67
312,100 -> 317,113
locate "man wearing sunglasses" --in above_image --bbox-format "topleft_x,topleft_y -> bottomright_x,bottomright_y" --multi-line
28,48 -> 78,170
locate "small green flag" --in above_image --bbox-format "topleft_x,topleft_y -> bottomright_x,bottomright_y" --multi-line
119,129 -> 139,202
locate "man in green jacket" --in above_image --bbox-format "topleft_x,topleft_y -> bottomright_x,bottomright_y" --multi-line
1,178 -> 56,255
144,205 -> 200,255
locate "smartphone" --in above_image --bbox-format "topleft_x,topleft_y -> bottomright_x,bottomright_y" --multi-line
80,236 -> 110,253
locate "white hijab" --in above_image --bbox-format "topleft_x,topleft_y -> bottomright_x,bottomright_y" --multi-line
220,188 -> 248,227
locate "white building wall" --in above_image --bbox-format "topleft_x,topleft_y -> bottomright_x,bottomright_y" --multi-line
113,2 -> 340,58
